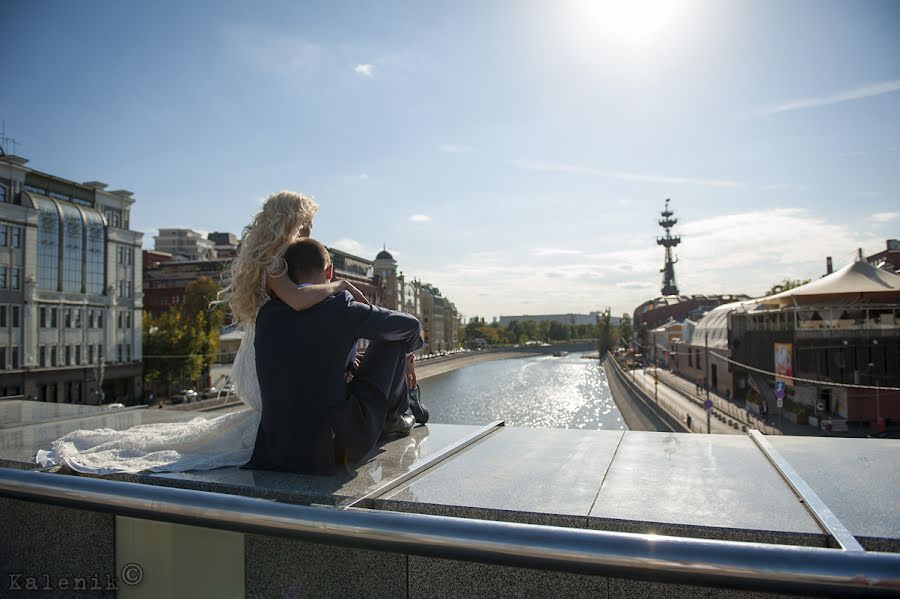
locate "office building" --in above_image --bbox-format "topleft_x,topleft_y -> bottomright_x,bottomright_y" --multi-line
0,152 -> 142,404
154,228 -> 216,261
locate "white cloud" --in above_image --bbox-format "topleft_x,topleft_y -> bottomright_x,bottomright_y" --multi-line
358,173 -> 369,180
354,63 -> 375,78
439,144 -> 475,153
870,212 -> 900,223
616,281 -> 654,289
330,238 -> 370,257
760,183 -> 808,191
761,79 -> 900,116
510,159 -> 743,188
409,214 -> 431,222
532,247 -> 583,256
418,207 -> 883,318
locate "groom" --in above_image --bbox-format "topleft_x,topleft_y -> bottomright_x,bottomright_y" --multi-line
243,238 -> 425,475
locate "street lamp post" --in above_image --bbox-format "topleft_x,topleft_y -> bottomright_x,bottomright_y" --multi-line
705,331 -> 710,402
868,361 -> 881,429
653,336 -> 658,403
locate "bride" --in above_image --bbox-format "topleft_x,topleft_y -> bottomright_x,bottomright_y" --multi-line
35,191 -> 369,474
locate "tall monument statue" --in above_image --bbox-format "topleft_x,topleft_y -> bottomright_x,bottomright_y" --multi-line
657,198 -> 681,296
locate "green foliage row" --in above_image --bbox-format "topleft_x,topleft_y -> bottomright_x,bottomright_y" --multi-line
461,312 -> 634,349
143,276 -> 225,396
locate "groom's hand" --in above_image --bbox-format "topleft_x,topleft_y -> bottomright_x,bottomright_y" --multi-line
406,354 -> 417,390
346,357 -> 361,382
340,280 -> 370,305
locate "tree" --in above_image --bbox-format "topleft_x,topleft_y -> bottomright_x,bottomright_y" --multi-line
618,313 -> 633,345
143,309 -> 204,398
596,308 -> 620,356
766,278 -> 810,296
182,276 -> 226,388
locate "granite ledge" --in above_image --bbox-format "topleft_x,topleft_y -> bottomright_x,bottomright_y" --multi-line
375,498 -> 588,529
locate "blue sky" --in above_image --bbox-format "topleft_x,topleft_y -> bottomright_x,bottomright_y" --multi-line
3,0 -> 899,318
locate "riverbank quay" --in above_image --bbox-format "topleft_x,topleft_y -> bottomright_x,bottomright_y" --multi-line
416,350 -> 532,381
602,356 -> 682,432
2,397 -> 899,598
605,352 -> 784,436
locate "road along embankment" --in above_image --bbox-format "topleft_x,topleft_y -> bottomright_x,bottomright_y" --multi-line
603,355 -> 688,433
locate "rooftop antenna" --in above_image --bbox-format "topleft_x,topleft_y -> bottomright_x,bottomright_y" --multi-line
0,121 -> 23,156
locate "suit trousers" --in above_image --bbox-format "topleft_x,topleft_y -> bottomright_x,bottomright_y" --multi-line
331,339 -> 411,463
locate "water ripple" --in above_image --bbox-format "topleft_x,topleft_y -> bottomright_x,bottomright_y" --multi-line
419,353 -> 626,430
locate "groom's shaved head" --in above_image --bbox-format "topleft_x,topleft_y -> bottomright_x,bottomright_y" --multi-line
283,238 -> 332,284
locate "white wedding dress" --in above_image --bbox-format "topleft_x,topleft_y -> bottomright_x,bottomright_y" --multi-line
35,325 -> 263,474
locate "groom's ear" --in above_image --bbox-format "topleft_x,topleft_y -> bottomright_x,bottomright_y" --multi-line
325,263 -> 334,281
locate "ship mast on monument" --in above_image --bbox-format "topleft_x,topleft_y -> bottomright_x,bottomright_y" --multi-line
657,198 -> 681,296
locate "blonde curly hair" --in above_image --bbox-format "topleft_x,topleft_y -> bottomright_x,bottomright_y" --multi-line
217,190 -> 319,325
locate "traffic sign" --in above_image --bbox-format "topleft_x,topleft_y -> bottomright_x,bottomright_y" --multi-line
774,381 -> 786,399
776,397 -> 783,408
704,399 -> 712,410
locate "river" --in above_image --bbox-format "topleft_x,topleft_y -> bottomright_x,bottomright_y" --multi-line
419,352 -> 626,430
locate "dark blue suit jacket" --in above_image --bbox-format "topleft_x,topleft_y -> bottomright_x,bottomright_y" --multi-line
243,291 -> 423,475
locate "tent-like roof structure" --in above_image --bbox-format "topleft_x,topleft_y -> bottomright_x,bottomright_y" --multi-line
761,260 -> 900,306
685,301 -> 751,349
682,260 -> 900,349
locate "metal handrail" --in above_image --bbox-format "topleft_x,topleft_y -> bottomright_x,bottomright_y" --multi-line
2,468 -> 899,596
749,430 -> 863,552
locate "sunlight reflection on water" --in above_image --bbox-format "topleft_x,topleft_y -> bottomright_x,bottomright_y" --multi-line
419,352 -> 626,430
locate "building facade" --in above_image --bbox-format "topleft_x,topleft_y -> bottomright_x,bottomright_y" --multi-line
154,228 -> 216,261
207,232 -> 238,259
0,154 -> 142,404
330,247 -> 382,305
143,256 -> 230,317
368,247 -> 461,354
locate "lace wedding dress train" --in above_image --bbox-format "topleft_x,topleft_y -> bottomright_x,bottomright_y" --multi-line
35,326 -> 263,474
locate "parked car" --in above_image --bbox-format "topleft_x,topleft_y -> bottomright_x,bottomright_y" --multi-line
201,387 -> 219,399
171,389 -> 198,404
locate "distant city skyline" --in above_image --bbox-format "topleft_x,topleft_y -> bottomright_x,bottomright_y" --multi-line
3,0 -> 899,318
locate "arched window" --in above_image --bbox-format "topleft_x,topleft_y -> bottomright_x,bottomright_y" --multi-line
34,196 -> 60,290
30,193 -> 107,294
58,202 -> 84,292
82,208 -> 106,295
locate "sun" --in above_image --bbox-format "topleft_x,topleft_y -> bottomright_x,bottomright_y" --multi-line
565,0 -> 698,49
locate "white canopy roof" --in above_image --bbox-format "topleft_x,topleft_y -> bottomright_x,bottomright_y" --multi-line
764,260 -> 900,304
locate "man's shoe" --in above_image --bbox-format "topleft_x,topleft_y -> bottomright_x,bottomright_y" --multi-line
381,412 -> 415,438
409,384 -> 429,425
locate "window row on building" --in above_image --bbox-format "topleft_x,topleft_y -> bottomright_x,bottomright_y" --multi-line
37,343 -> 118,368
116,244 -> 134,265
0,305 -> 21,328
117,280 -> 134,298
0,266 -> 22,290
0,346 -> 21,370
0,223 -> 23,247
39,306 -> 111,329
